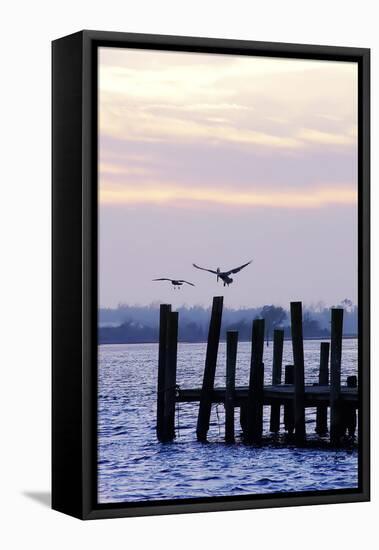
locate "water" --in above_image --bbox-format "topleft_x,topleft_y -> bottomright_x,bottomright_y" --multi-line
98,339 -> 358,503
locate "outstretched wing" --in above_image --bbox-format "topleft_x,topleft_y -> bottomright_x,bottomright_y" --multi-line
152,278 -> 172,282
178,280 -> 195,287
193,263 -> 218,275
225,260 -> 253,275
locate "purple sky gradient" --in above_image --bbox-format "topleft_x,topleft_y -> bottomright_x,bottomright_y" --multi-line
98,48 -> 358,309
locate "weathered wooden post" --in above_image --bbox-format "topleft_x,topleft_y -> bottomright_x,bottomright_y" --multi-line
330,308 -> 344,445
347,375 -> 357,387
270,329 -> 284,433
343,375 -> 357,437
316,342 -> 330,435
290,302 -> 306,444
245,318 -> 265,443
162,311 -> 179,442
157,304 -> 171,442
284,365 -> 294,434
196,296 -> 224,442
225,331 -> 238,443
240,405 -> 247,435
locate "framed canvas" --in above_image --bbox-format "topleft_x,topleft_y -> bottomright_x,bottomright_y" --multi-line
52,30 -> 370,519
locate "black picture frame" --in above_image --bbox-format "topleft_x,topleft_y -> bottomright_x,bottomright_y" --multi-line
52,30 -> 370,520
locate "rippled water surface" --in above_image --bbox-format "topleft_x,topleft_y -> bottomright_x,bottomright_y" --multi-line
98,339 -> 358,503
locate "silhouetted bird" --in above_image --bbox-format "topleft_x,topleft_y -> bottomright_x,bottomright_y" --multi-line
153,278 -> 195,290
192,260 -> 252,287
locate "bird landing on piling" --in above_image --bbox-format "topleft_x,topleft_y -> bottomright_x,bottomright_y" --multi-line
193,260 -> 252,287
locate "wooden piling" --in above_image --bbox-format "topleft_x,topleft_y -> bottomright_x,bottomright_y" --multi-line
343,375 -> 357,437
156,304 -> 171,442
270,329 -> 284,433
330,308 -> 344,445
225,331 -> 238,443
284,365 -> 294,434
290,302 -> 306,444
316,342 -> 330,435
196,296 -> 224,442
162,311 -> 179,442
240,405 -> 247,435
245,318 -> 265,443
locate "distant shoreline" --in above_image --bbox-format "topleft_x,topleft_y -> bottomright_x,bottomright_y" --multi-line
99,334 -> 358,346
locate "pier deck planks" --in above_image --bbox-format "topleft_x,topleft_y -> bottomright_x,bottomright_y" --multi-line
177,384 -> 358,406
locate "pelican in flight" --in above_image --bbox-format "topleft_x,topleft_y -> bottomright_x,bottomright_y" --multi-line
192,260 -> 252,287
153,278 -> 195,290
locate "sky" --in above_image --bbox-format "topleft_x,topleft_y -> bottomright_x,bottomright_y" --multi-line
98,47 -> 358,309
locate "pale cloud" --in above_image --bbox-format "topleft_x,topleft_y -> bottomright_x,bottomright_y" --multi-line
99,162 -> 151,177
99,49 -> 355,100
98,47 -> 358,206
100,181 -> 357,209
297,128 -> 357,146
99,48 -> 358,155
101,108 -> 303,149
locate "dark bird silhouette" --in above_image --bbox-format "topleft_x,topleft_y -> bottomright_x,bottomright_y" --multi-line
192,260 -> 252,287
153,278 -> 195,290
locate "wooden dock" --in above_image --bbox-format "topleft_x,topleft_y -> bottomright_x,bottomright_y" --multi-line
176,384 -> 358,405
156,297 -> 358,446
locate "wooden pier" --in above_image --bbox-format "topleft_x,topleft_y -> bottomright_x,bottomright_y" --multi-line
156,297 -> 358,447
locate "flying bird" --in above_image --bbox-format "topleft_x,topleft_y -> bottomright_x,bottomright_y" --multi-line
153,278 -> 195,290
192,260 -> 252,287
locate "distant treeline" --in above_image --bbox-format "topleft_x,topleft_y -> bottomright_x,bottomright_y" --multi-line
99,299 -> 357,344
